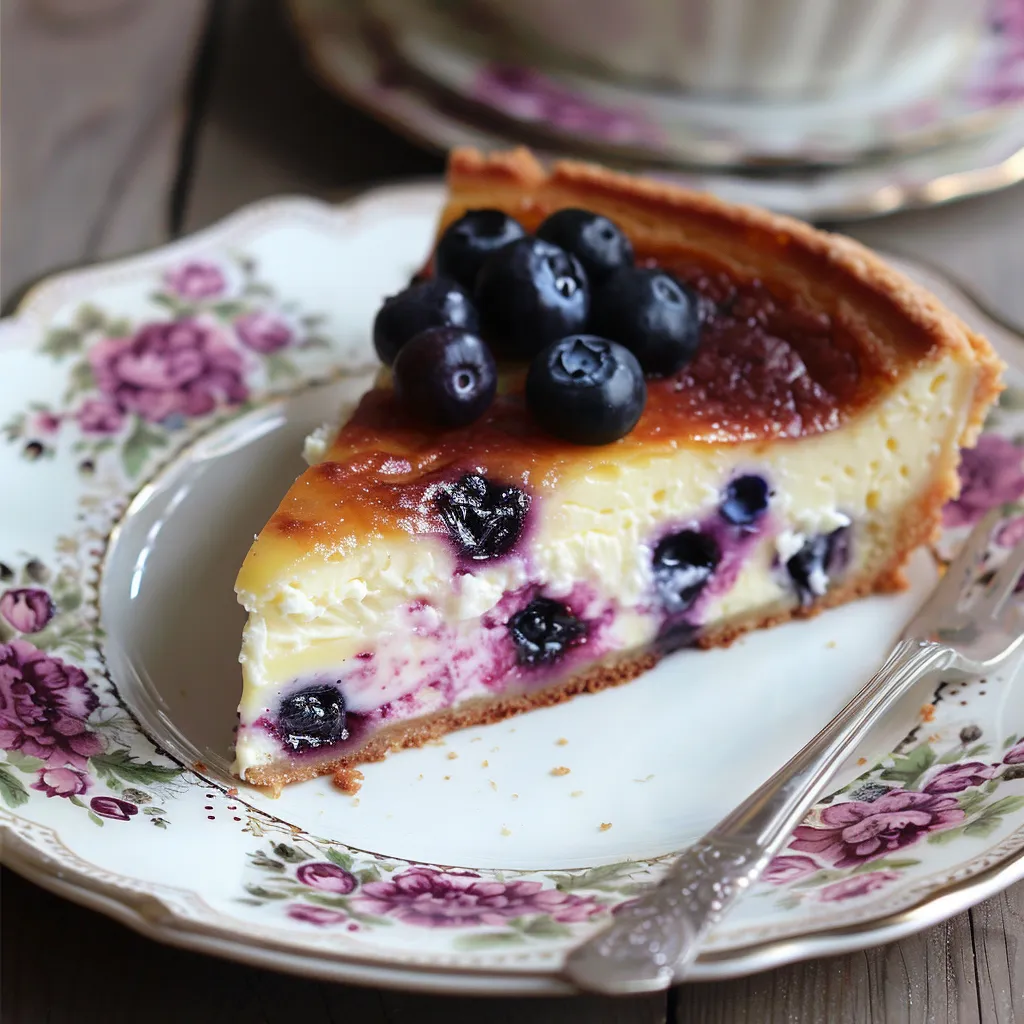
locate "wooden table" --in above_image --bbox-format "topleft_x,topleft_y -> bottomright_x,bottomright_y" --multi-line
3,2 -> 1024,1021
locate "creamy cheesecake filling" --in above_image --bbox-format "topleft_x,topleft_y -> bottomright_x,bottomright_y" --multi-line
234,355 -> 973,779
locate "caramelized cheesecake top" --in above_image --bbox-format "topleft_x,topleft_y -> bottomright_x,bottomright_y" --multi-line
241,148 -> 1002,571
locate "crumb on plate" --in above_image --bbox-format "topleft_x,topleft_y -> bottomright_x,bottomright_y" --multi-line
556,737 -> 568,746
599,822 -> 612,832
500,826 -> 512,836
571,790 -> 583,798
447,751 -> 459,760
551,766 -> 571,777
332,767 -> 364,794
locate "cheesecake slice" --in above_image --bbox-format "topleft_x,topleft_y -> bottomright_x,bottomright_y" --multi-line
233,148 -> 1002,791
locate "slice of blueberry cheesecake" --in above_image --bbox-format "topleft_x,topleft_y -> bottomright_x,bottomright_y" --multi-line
233,147 -> 1003,791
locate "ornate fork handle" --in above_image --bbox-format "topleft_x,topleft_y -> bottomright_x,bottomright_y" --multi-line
563,639 -> 955,994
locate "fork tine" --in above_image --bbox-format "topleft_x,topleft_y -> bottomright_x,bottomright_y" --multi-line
908,508 -> 999,630
948,507 -> 1001,601
972,532 -> 1024,617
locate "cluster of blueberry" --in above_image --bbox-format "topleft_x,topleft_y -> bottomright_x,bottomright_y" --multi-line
372,207 -> 702,445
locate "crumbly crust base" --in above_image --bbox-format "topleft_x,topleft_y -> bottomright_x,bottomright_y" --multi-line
244,569 -> 875,794
243,442 -> 953,794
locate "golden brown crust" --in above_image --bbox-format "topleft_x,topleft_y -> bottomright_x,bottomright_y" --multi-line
443,147 -> 1004,450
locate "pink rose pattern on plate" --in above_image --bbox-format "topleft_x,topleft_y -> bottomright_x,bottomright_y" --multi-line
473,64 -> 664,147
0,556 -> 183,826
2,254 -> 332,479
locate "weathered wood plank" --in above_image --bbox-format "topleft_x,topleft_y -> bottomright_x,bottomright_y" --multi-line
180,0 -> 441,233
673,885 -> 1024,1024
0,0 -> 207,304
379,990 -> 666,1023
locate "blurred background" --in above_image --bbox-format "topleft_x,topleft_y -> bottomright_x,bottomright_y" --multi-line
3,0 -> 1024,316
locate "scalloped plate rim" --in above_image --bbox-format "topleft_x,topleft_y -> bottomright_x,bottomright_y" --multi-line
1,182 -> 1024,994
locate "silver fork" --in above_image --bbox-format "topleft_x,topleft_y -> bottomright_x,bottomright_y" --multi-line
563,508 -> 1024,995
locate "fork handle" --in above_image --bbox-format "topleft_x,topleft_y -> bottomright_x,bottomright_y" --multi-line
563,638 -> 955,995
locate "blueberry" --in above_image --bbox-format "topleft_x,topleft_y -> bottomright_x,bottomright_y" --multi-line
508,597 -> 587,666
536,208 -> 634,285
393,327 -> 497,428
476,237 -> 590,357
373,277 -> 479,366
526,335 -> 646,445
652,530 -> 720,614
438,474 -> 530,560
721,475 -> 770,527
786,527 -> 849,606
590,267 -> 701,376
278,684 -> 348,752
435,209 -> 525,291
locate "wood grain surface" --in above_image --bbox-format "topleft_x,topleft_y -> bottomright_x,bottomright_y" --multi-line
3,1 -> 1024,1021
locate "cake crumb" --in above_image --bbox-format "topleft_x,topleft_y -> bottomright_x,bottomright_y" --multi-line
417,774 -> 424,781
856,757 -> 868,766
481,759 -> 489,768
920,703 -> 936,723
351,798 -> 360,807
443,775 -> 451,781
928,732 -> 942,743
471,736 -> 482,743
332,767 -> 364,794
633,774 -> 655,783
555,737 -> 568,746
571,790 -> 583,798
447,751 -> 459,760
826,640 -> 837,649
490,746 -> 500,753
193,760 -> 208,773
512,793 -> 519,800
226,787 -> 238,797
599,822 -> 613,832
489,780 -> 498,791
500,826 -> 512,836
551,766 -> 571,777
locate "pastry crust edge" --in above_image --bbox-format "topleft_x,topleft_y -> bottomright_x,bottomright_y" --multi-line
442,146 -> 1004,451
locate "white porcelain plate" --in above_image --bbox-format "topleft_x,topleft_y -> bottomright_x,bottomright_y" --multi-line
4,183 -> 1024,996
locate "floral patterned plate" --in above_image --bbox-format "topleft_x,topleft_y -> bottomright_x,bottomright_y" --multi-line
364,0 -> 1024,168
288,0 -> 1024,221
4,183 -> 1024,996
